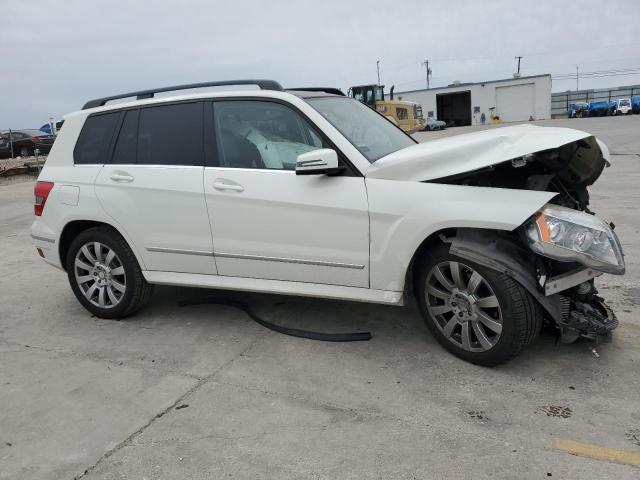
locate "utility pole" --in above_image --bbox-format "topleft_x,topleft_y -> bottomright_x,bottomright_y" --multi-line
515,56 -> 523,75
376,60 -> 381,85
576,65 -> 579,91
422,60 -> 432,89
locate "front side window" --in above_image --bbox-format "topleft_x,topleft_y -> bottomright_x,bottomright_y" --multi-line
74,112 -> 120,164
213,100 -> 325,170
307,97 -> 415,162
396,107 -> 408,120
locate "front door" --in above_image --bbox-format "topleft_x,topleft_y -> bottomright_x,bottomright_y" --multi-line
204,100 -> 369,287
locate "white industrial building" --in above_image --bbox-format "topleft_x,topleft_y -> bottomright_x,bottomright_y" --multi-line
388,74 -> 552,126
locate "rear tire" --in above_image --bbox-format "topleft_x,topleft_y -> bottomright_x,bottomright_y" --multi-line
66,226 -> 153,319
415,244 -> 542,366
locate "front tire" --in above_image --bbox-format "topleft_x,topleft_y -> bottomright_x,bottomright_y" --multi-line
66,226 -> 153,319
415,244 -> 542,366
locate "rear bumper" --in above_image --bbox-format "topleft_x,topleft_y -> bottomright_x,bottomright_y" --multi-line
31,219 -> 63,269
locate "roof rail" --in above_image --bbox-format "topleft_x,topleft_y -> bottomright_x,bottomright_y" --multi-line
82,79 -> 284,110
287,87 -> 345,96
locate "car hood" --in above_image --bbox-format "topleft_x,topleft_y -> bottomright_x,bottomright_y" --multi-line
365,124 -> 594,182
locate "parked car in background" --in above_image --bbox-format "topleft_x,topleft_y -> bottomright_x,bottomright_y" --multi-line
567,102 -> 588,118
31,79 -> 624,366
612,98 -> 632,115
0,133 -> 11,159
425,117 -> 447,131
588,100 -> 615,117
4,129 -> 55,157
632,96 -> 640,114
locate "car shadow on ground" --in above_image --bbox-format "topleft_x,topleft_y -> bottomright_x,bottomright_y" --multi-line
120,285 -> 616,377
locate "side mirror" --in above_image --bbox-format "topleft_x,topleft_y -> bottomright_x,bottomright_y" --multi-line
295,148 -> 343,176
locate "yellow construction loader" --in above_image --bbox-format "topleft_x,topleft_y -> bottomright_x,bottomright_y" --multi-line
348,84 -> 425,134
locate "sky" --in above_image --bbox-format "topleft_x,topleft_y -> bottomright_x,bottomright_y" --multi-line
2,0 -> 639,128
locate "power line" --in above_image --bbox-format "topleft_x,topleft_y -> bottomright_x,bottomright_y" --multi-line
552,67 -> 640,80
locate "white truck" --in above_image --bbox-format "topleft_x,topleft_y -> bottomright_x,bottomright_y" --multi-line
613,98 -> 632,115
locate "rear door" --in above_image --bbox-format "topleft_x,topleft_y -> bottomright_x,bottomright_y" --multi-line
203,99 -> 370,287
94,102 -> 217,275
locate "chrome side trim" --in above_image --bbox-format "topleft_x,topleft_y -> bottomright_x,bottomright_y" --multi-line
215,252 -> 365,270
31,234 -> 55,244
146,246 -> 213,256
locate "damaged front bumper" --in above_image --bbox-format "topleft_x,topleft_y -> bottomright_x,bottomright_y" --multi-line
446,231 -> 619,345
557,296 -> 618,344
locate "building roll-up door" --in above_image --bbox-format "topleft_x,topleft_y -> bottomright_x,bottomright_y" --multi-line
495,83 -> 535,122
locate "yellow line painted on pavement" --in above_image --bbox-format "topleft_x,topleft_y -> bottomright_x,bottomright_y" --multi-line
556,438 -> 640,467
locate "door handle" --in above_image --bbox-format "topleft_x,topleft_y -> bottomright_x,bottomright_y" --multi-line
213,181 -> 244,192
109,172 -> 134,183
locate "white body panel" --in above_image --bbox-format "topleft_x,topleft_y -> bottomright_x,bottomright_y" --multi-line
144,271 -> 403,305
365,179 -> 555,291
203,168 -> 369,287
32,87 -> 603,305
95,165 -> 217,275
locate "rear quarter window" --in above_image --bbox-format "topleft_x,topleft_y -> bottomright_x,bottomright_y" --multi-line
74,113 -> 120,165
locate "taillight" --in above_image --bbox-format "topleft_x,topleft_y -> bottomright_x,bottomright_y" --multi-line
34,181 -> 54,216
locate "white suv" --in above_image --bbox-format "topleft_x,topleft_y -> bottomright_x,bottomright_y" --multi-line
32,80 -> 624,365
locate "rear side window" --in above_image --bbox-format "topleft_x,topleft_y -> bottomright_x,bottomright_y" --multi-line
74,113 -> 119,164
112,110 -> 139,164
137,103 -> 202,166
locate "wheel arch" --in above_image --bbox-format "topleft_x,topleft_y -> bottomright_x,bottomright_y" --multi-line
405,227 -> 565,325
403,227 -> 456,299
58,220 -> 144,271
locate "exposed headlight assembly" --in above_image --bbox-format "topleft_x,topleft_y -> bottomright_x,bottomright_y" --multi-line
524,204 -> 625,274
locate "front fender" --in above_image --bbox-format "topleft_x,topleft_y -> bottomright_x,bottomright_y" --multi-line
365,178 -> 555,291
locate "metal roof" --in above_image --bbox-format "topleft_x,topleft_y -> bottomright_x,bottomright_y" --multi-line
394,74 -> 551,95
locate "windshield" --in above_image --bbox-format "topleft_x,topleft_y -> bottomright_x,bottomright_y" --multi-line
306,97 -> 416,162
619,99 -> 630,106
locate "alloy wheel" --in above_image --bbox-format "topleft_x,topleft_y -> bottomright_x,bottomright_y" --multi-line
425,261 -> 503,352
74,242 -> 126,309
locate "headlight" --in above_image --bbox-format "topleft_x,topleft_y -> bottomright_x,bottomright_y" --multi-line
524,204 -> 625,274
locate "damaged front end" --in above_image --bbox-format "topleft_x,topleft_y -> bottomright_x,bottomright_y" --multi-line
446,229 -> 620,346
434,134 -> 624,346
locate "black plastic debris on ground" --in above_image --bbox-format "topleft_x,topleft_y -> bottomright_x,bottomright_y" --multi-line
178,297 -> 372,342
